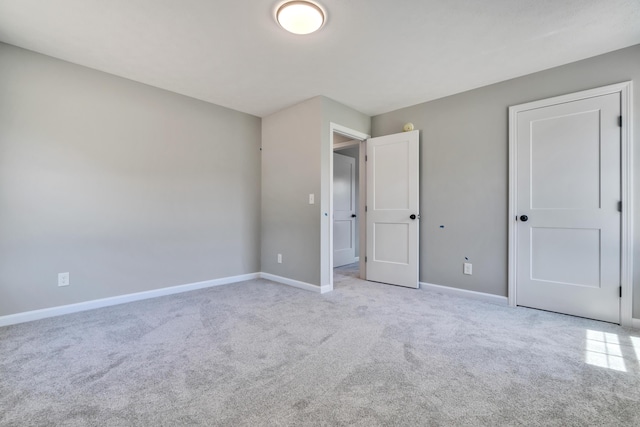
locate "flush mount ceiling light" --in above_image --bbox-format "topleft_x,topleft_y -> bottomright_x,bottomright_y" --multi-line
276,1 -> 325,35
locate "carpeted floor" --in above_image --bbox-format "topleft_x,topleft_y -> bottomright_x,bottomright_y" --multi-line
1,266 -> 639,426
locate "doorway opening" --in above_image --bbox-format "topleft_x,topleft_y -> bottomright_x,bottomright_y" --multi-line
333,134 -> 362,285
326,124 -> 421,291
326,123 -> 369,290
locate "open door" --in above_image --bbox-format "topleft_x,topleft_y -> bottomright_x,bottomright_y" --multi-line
365,130 -> 419,288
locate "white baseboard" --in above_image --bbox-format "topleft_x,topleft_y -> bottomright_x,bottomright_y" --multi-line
632,318 -> 640,329
0,275 -> 514,328
259,272 -> 331,293
420,282 -> 508,306
0,273 -> 260,328
320,284 -> 333,294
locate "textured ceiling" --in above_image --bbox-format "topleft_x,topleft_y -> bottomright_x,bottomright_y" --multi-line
0,0 -> 639,117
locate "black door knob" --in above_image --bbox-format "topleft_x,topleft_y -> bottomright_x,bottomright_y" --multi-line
519,215 -> 528,222
410,214 -> 417,220
351,214 -> 357,218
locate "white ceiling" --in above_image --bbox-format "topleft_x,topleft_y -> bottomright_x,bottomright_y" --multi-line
1,0 -> 639,117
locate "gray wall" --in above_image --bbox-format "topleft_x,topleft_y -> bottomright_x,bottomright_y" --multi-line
0,43 -> 262,317
261,97 -> 323,285
372,44 -> 640,317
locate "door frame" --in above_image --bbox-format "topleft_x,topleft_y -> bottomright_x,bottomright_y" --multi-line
323,123 -> 369,291
508,81 -> 633,326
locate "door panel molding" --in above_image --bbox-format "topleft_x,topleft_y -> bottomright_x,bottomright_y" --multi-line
508,81 -> 633,326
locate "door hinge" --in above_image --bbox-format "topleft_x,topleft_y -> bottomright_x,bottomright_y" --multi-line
618,201 -> 622,212
365,155 -> 368,161
618,116 -> 622,127
365,205 -> 368,212
365,256 -> 367,263
620,286 -> 622,298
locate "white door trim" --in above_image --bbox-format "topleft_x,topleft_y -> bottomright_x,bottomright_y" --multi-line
334,139 -> 360,151
323,123 -> 370,291
508,81 -> 633,326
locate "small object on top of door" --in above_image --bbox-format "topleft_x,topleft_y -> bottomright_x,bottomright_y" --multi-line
403,122 -> 414,132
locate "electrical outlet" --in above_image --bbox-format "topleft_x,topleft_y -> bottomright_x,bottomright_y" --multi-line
463,263 -> 472,275
58,272 -> 70,287
277,253 -> 283,264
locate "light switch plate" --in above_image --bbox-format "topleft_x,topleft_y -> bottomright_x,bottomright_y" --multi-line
309,193 -> 314,204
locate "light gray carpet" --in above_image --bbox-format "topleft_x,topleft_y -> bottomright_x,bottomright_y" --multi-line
1,266 -> 639,426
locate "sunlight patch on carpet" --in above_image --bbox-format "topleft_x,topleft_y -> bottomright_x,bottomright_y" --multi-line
631,336 -> 640,365
585,329 -> 626,372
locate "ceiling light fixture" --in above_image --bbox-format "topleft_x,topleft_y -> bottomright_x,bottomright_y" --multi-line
276,1 -> 325,35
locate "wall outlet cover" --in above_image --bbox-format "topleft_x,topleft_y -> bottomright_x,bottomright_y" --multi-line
58,272 -> 70,287
463,263 -> 472,275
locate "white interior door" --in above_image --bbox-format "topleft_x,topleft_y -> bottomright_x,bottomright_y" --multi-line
515,92 -> 621,323
366,130 -> 419,288
333,152 -> 357,267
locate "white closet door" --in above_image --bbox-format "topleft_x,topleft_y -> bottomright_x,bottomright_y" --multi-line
515,92 -> 621,323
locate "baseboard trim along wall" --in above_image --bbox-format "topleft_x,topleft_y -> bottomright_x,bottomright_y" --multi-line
632,318 -> 640,329
5,273 -> 630,328
420,282 -> 509,305
0,273 -> 261,327
259,273 -> 332,294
